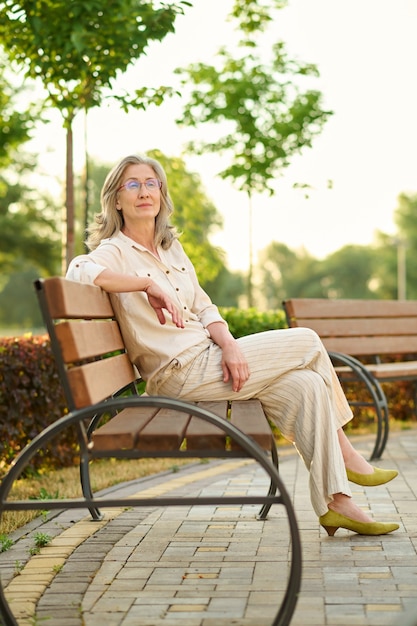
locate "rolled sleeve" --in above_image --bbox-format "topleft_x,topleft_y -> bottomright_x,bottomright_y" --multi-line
66,257 -> 107,285
198,305 -> 227,329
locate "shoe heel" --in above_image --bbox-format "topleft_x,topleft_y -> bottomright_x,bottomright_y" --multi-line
322,525 -> 338,536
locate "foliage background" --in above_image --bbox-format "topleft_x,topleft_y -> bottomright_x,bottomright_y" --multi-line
1,308 -> 416,478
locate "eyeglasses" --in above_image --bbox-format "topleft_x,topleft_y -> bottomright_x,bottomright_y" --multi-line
118,179 -> 162,193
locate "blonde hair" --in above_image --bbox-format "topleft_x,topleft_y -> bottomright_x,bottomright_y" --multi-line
86,154 -> 178,251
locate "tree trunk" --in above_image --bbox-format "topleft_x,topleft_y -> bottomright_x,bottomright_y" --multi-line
247,192 -> 253,307
64,121 -> 74,272
83,109 -> 90,253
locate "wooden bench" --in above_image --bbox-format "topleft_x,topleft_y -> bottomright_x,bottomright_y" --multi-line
0,277 -> 302,626
283,297 -> 417,460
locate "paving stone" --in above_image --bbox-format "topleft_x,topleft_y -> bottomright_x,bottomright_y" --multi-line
1,431 -> 417,625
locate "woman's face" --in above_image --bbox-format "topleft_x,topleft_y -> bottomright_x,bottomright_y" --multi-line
116,163 -> 161,226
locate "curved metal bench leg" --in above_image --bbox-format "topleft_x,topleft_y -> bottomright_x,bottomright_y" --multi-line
258,441 -> 280,520
342,354 -> 390,460
0,396 -> 301,626
79,451 -> 103,521
329,352 -> 390,460
371,397 -> 389,460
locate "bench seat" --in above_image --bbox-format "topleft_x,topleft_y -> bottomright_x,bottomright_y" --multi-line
91,399 -> 274,453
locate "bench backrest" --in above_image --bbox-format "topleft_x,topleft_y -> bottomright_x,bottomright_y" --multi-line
283,298 -> 417,357
35,277 -> 137,411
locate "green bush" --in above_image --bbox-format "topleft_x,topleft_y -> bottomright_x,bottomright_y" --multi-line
220,307 -> 287,337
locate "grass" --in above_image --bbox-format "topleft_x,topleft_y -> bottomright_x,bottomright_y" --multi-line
0,457 -> 193,536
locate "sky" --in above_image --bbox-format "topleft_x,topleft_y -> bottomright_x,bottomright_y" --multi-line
31,0 -> 417,271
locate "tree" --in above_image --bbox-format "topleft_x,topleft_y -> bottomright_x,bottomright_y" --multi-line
393,193 -> 417,300
0,55 -> 36,170
176,0 -> 331,305
259,242 -> 323,308
372,193 -> 417,300
0,175 -> 62,329
204,266 -> 246,307
319,245 -> 378,299
0,267 -> 45,328
74,160 -> 110,255
0,181 -> 60,276
0,0 -> 191,269
258,241 -> 381,307
0,59 -> 59,277
0,63 -> 61,329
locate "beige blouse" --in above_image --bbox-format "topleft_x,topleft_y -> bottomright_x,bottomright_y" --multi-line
66,231 -> 226,386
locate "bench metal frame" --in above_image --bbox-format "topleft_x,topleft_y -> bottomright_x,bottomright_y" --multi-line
0,278 -> 302,626
0,396 -> 302,626
328,351 -> 389,460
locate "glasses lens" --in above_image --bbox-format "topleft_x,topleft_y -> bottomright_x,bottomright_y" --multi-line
124,181 -> 140,191
145,179 -> 159,190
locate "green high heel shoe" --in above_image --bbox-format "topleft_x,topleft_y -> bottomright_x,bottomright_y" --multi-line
346,466 -> 398,486
319,510 -> 399,536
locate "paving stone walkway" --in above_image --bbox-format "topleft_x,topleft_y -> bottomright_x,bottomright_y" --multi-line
0,428 -> 416,626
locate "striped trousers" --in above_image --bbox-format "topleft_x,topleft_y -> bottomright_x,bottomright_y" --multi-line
150,327 -> 353,517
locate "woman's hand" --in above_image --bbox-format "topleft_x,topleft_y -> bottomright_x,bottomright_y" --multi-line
220,340 -> 250,392
207,322 -> 250,392
144,281 -> 185,328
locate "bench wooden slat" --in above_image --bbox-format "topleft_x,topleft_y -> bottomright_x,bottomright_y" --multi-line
285,298 -> 417,319
67,353 -> 136,408
55,320 -> 125,362
366,360 -> 417,380
135,408 -> 191,451
230,400 -> 272,451
336,361 -> 417,382
321,336 -> 417,356
91,406 -> 158,450
296,318 -> 417,338
44,276 -> 114,319
185,401 -> 228,450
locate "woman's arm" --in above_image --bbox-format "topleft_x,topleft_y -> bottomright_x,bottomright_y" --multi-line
207,321 -> 250,392
93,269 -> 151,293
94,269 -> 184,328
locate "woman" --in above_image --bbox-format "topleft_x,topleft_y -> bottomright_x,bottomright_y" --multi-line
67,154 -> 399,536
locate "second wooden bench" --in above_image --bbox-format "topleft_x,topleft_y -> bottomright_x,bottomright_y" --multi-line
284,297 -> 417,459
